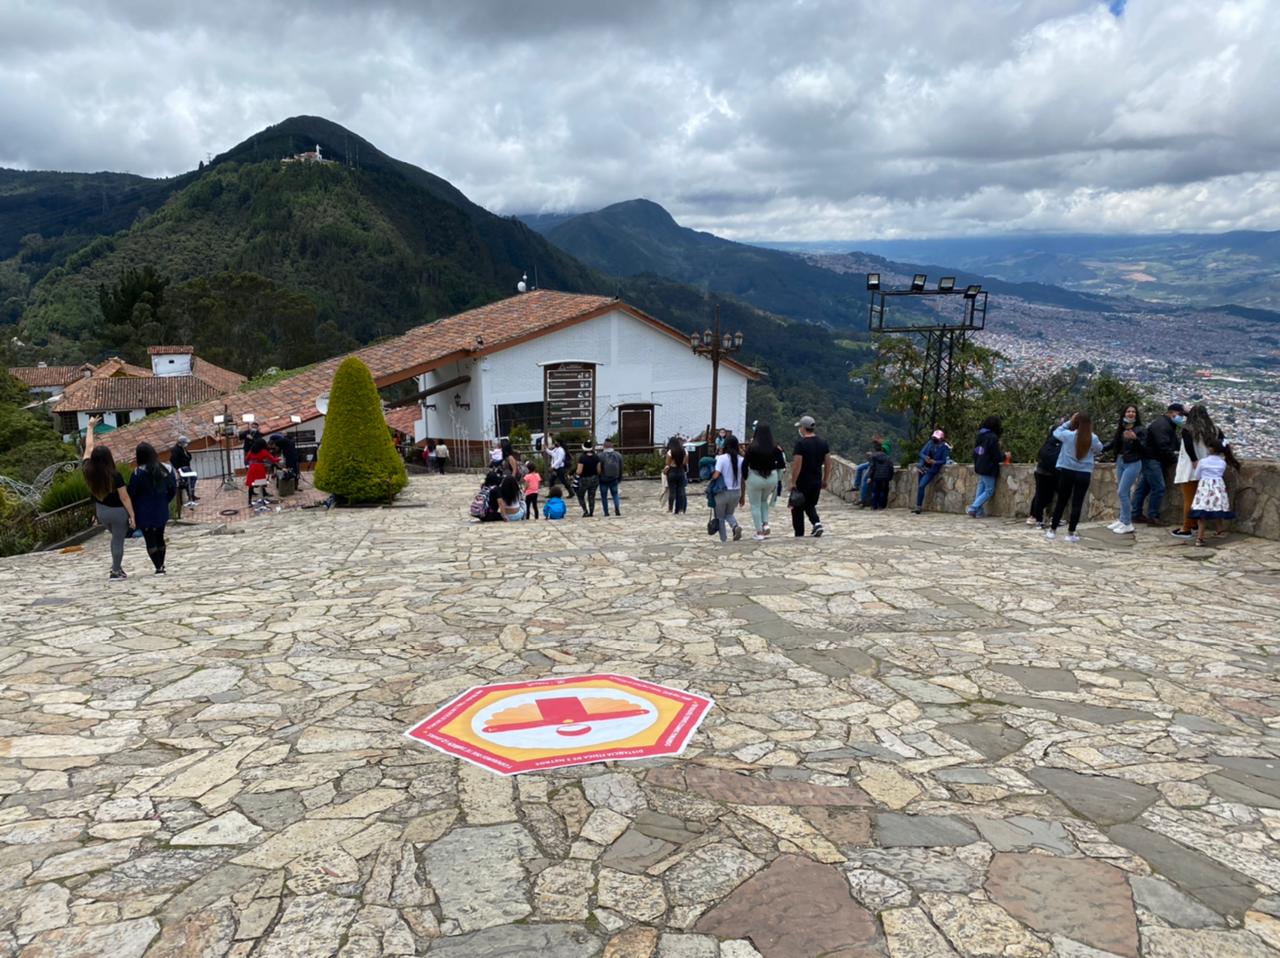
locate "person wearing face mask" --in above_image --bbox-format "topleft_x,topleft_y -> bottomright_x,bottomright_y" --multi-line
1132,402 -> 1185,526
1103,405 -> 1145,534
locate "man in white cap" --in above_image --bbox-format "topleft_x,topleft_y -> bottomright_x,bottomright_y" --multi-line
789,415 -> 830,537
914,429 -> 950,514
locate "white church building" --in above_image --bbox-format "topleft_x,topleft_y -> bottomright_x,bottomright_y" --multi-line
411,291 -> 758,455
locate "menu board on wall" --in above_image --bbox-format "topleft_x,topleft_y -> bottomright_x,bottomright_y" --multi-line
544,363 -> 595,432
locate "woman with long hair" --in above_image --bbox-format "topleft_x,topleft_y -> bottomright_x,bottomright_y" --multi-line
127,441 -> 177,574
498,475 -> 526,521
1104,405 -> 1144,534
244,437 -> 280,507
82,417 -> 136,580
665,436 -> 688,514
1171,404 -> 1223,540
711,433 -> 745,542
1047,412 -> 1104,542
744,424 -> 785,538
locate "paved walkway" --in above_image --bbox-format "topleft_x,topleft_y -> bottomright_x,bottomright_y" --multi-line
1,474 -> 1278,958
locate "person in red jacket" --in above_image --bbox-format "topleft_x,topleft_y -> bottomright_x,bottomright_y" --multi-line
244,437 -> 281,507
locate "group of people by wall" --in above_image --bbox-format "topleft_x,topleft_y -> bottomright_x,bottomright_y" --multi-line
851,401 -> 1240,546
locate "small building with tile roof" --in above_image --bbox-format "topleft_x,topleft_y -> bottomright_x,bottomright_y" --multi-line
98,291 -> 758,474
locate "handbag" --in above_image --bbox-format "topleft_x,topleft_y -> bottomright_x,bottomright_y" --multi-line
706,517 -> 719,536
787,488 -> 806,509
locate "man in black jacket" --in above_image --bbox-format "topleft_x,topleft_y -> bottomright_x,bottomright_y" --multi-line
1132,402 -> 1185,525
967,416 -> 1004,518
170,436 -> 199,505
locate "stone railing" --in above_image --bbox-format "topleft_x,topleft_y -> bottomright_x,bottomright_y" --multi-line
828,454 -> 1280,540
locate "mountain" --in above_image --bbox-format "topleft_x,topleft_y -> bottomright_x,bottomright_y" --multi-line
764,231 -> 1280,310
0,118 -> 902,452
3,117 -> 598,369
537,199 -> 1118,329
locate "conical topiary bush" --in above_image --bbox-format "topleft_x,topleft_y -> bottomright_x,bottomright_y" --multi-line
314,357 -> 408,503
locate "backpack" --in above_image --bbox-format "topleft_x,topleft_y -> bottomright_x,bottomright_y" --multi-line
469,488 -> 490,518
601,450 -> 622,480
872,453 -> 895,482
698,456 -> 716,481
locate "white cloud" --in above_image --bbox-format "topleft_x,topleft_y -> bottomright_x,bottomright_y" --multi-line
0,0 -> 1276,238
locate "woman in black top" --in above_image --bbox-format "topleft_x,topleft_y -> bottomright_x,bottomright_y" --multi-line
575,444 -> 602,516
743,424 -> 785,539
82,418 -> 136,581
664,437 -> 688,514
1104,405 -> 1144,534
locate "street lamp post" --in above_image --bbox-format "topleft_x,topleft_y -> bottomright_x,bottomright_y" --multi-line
689,303 -> 745,444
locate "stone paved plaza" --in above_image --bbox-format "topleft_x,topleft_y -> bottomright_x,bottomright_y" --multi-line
2,474 -> 1279,958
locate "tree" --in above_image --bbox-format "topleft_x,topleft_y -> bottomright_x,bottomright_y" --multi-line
0,372 -> 77,483
314,357 -> 407,503
96,266 -> 170,361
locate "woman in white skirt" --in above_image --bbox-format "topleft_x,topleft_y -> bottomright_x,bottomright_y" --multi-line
1188,437 -> 1240,546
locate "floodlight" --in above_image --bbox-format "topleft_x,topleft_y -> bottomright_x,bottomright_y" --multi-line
939,277 -> 956,292
213,414 -> 226,424
963,284 -> 982,298
241,413 -> 256,423
911,274 -> 926,291
866,273 -> 881,291
290,414 -> 303,424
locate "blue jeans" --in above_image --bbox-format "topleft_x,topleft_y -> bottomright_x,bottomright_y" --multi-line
1116,459 -> 1142,525
1132,459 -> 1166,520
916,468 -> 940,509
600,478 -> 620,515
854,462 -> 872,503
969,474 -> 997,516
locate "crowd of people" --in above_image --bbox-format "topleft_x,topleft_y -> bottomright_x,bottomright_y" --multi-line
465,418 -> 833,542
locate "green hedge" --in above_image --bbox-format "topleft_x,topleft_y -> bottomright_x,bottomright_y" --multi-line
314,357 -> 407,503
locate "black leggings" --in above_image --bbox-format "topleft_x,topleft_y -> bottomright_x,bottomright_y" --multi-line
525,493 -> 538,519
1030,471 -> 1058,522
1051,468 -> 1092,533
142,527 -> 167,571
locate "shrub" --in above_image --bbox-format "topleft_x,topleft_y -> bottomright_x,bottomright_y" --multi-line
314,357 -> 407,503
623,453 -> 666,477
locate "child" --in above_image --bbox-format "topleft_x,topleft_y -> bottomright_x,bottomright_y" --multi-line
869,447 -> 894,510
1188,438 -> 1239,546
543,484 -> 568,520
523,461 -> 541,520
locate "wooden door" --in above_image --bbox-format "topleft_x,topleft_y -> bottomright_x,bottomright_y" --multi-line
618,405 -> 654,452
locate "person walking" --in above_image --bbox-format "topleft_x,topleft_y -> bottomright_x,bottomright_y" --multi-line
575,443 -> 601,516
522,462 -> 541,520
1047,412 -> 1104,542
743,423 -> 785,539
1132,402 -> 1185,525
1170,404 -> 1224,540
599,439 -> 624,516
664,437 -> 688,514
1104,405 -> 1145,535
170,435 -> 200,507
968,416 -> 1004,518
549,438 -> 568,488
435,439 -> 449,474
1026,423 -> 1063,528
424,439 -> 437,473
1189,437 -> 1240,546
127,442 -> 177,574
82,418 -> 136,581
913,430 -> 950,514
789,415 -> 830,537
711,433 -> 745,542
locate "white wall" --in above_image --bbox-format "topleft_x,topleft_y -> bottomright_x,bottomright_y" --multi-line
416,307 -> 751,447
151,354 -> 194,377
77,409 -> 146,432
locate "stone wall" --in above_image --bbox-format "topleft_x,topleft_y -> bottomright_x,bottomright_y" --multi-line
827,455 -> 1280,540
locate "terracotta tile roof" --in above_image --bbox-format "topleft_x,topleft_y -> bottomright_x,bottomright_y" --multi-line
384,405 -> 421,437
8,365 -> 84,388
92,357 -> 155,379
51,374 -> 226,413
148,345 -> 195,355
191,358 -> 248,394
99,290 -> 759,461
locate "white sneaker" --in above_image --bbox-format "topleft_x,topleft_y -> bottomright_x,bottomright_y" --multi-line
1044,530 -> 1057,540
1026,516 -> 1039,526
752,533 -> 766,541
1112,523 -> 1135,534
1065,534 -> 1081,543
1106,520 -> 1122,531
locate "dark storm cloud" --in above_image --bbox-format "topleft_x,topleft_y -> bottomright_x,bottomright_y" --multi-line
0,0 -> 1276,237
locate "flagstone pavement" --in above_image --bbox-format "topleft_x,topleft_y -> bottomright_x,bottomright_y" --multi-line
2,473 -> 1279,958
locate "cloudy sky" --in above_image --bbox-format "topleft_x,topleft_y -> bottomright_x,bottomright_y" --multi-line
2,0 -> 1277,239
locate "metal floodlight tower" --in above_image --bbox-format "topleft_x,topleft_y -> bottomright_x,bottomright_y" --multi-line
867,274 -> 989,440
